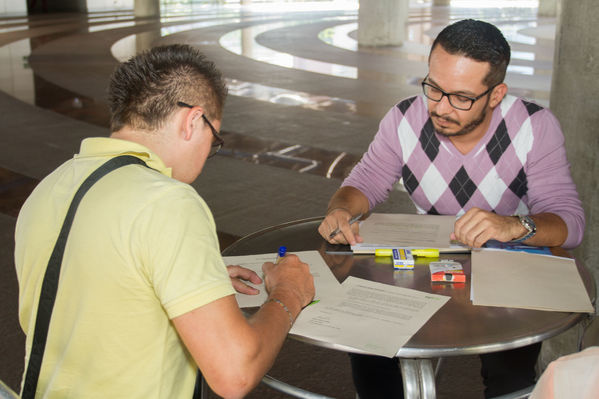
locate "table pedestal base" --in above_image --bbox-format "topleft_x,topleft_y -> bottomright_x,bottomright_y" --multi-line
400,359 -> 436,399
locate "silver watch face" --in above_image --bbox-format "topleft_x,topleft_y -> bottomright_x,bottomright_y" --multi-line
513,215 -> 536,242
519,215 -> 536,233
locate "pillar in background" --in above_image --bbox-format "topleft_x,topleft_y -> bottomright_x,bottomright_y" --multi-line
134,0 -> 159,18
540,0 -> 599,369
538,0 -> 559,17
433,0 -> 450,5
358,0 -> 409,47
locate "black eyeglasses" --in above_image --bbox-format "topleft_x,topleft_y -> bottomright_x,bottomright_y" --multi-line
421,76 -> 494,111
177,101 -> 224,158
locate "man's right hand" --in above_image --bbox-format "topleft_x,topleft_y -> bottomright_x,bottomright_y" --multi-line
318,208 -> 363,245
262,254 -> 315,309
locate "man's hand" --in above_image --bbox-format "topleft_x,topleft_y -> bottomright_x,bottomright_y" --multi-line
318,208 -> 363,245
262,254 -> 315,309
451,207 -> 525,248
226,265 -> 262,295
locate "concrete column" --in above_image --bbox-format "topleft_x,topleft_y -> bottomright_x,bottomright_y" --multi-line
540,0 -> 599,369
134,0 -> 159,18
358,0 -> 409,47
538,0 -> 559,17
2,0 -> 27,13
433,0 -> 450,5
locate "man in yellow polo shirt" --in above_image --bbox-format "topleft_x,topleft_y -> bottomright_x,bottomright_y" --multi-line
14,44 -> 315,399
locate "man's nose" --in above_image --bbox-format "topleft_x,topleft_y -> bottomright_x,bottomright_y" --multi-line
434,94 -> 454,115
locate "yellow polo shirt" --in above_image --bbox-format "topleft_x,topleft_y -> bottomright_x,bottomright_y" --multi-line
15,137 -> 235,398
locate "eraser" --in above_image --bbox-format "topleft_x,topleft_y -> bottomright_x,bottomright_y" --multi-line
393,248 -> 414,269
429,261 -> 465,283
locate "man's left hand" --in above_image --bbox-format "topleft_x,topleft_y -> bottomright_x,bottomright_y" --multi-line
451,207 -> 524,248
226,265 -> 262,295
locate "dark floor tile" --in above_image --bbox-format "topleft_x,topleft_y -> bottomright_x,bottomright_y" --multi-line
0,168 -> 38,218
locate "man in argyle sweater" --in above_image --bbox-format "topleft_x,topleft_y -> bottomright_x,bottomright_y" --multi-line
318,19 -> 584,398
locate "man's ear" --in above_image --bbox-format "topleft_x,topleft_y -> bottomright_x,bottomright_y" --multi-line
489,83 -> 508,108
180,107 -> 202,142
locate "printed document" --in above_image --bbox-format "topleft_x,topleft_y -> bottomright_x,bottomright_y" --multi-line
352,213 -> 463,252
291,276 -> 450,357
224,250 -> 342,308
471,250 -> 594,312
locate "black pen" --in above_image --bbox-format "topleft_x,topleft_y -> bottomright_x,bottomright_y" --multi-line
328,213 -> 363,240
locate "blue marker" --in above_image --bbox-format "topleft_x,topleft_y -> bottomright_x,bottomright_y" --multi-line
275,246 -> 287,264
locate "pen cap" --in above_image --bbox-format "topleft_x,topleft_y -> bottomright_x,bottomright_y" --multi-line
278,246 -> 287,258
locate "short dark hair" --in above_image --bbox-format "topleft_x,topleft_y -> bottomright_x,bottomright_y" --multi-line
108,44 -> 228,132
430,19 -> 510,88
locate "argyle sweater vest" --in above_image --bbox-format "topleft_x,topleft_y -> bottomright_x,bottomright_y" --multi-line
398,94 -> 541,216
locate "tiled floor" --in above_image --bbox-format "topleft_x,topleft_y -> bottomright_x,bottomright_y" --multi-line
0,1 -> 556,396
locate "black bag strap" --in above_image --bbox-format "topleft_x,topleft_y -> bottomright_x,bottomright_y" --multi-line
22,155 -> 149,399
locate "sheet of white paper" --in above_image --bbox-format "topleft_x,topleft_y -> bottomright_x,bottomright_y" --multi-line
224,250 -> 342,308
352,213 -> 458,250
290,276 -> 450,357
471,250 -> 593,312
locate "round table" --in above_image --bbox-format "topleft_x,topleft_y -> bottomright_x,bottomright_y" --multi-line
223,217 -> 596,398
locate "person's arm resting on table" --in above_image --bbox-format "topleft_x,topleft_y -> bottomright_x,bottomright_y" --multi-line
173,254 -> 314,399
452,110 -> 584,249
451,209 -> 568,248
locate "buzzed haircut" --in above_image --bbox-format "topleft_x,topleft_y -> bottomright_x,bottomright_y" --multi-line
431,19 -> 511,88
108,44 -> 228,132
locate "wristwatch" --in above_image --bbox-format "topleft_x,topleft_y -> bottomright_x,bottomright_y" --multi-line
512,215 -> 536,243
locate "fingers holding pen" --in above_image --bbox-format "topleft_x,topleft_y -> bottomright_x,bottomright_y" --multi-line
262,254 -> 315,308
317,211 -> 344,242
334,219 -> 363,245
318,208 -> 363,245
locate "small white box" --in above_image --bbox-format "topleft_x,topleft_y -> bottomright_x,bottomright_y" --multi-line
392,248 -> 414,269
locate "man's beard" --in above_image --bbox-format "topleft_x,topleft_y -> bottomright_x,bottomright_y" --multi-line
431,108 -> 487,138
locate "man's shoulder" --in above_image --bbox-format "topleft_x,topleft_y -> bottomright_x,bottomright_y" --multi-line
377,95 -> 427,128
499,96 -> 561,139
501,95 -> 553,119
125,167 -> 200,201
394,95 -> 426,116
382,95 -> 429,136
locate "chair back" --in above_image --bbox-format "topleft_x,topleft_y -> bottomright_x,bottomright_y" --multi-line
580,314 -> 599,350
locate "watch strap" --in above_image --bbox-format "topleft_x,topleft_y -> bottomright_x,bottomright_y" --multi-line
512,215 -> 536,243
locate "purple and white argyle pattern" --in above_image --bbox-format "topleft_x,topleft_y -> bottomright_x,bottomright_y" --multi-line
343,94 -> 584,248
398,95 -> 539,216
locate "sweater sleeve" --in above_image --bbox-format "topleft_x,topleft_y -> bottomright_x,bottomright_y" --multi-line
526,109 -> 585,248
342,106 -> 405,209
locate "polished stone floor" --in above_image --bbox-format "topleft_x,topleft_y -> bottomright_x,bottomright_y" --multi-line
0,0 -> 556,397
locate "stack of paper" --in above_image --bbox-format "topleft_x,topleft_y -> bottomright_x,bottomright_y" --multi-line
351,213 -> 469,253
471,250 -> 594,313
225,251 -> 342,308
228,250 -> 450,357
291,276 -> 449,357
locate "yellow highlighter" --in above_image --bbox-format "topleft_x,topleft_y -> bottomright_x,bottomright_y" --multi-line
411,248 -> 439,258
374,248 -> 439,258
374,248 -> 395,257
